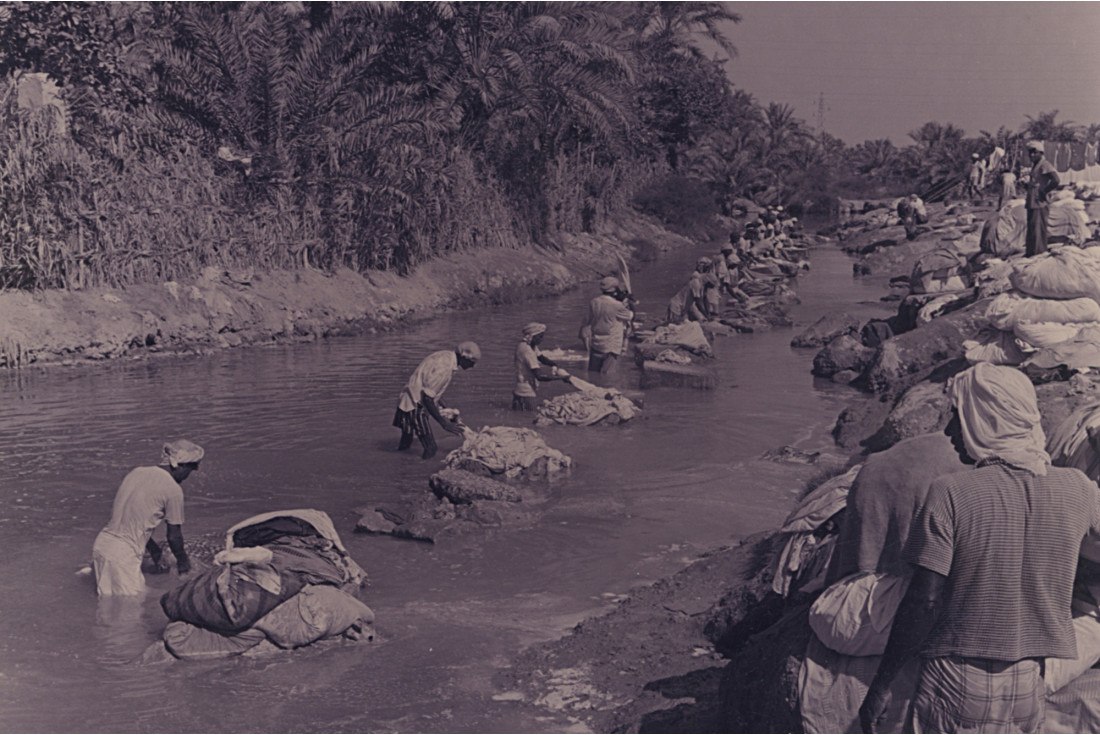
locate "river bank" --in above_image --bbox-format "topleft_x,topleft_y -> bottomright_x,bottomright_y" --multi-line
0,214 -> 694,369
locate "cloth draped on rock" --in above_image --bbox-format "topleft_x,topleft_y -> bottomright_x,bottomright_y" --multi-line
947,362 -> 1050,476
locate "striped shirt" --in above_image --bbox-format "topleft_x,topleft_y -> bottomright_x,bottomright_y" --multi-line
907,463 -> 1100,662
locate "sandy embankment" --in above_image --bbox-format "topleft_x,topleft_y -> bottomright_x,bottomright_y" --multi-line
0,216 -> 692,369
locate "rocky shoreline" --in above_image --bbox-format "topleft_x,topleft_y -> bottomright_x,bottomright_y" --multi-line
492,196 -> 1100,733
0,215 -> 693,370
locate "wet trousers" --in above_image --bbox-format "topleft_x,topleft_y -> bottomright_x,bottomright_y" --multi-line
393,406 -> 436,458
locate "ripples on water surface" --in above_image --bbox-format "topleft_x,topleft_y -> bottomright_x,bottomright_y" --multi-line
0,230 -> 893,732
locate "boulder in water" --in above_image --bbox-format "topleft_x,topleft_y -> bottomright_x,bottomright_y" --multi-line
429,468 -> 523,504
812,334 -> 875,379
790,313 -> 860,349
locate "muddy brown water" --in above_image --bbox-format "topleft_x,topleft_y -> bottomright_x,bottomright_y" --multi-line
0,226 -> 894,733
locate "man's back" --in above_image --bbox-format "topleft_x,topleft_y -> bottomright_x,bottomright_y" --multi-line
102,466 -> 184,553
908,463 -> 1100,661
587,294 -> 631,353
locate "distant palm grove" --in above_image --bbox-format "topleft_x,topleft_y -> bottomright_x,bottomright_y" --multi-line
0,2 -> 1095,290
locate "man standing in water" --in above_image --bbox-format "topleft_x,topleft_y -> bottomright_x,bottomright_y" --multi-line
579,276 -> 633,382
859,363 -> 1100,733
1025,140 -> 1060,257
92,439 -> 203,596
512,322 -> 571,411
394,341 -> 480,459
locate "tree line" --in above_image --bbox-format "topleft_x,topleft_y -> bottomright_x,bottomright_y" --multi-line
0,2 -> 1094,290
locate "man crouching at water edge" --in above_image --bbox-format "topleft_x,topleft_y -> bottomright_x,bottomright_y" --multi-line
92,440 -> 203,596
860,364 -> 1100,733
394,341 -> 479,459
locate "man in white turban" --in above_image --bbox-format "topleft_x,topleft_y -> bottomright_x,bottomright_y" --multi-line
861,364 -> 1100,733
512,322 -> 571,411
92,439 -> 204,596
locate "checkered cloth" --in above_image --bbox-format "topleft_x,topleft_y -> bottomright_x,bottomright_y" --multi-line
912,655 -> 1043,733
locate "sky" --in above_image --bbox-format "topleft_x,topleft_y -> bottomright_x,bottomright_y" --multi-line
705,2 -> 1100,146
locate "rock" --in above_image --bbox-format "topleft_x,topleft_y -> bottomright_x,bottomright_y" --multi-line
428,468 -> 523,504
790,313 -> 860,349
831,369 -> 859,384
812,334 -> 875,378
354,509 -> 396,535
832,396 -> 894,451
640,360 -> 717,389
862,380 -> 953,453
760,446 -> 820,465
861,299 -> 991,394
719,602 -> 811,733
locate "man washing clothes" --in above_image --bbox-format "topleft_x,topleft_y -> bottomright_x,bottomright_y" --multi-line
92,439 -> 203,596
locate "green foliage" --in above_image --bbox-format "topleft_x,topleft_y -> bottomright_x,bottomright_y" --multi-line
2,1 -> 1098,293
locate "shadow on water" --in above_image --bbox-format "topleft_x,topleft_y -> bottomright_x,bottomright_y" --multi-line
0,223 -> 893,732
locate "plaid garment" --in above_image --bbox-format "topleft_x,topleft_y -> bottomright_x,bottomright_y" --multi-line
913,655 -> 1043,734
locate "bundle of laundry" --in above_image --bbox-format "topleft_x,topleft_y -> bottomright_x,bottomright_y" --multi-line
770,465 -> 862,598
444,426 -> 571,479
651,322 -> 712,356
158,509 -> 371,659
1048,197 -> 1092,243
1011,246 -> 1100,303
534,390 -> 638,427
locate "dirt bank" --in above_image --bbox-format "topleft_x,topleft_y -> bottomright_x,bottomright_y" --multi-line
0,216 -> 692,369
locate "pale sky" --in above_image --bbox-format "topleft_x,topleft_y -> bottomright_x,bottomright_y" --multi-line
709,2 -> 1100,145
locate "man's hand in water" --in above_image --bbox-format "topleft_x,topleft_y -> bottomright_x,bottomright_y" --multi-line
443,420 -> 465,436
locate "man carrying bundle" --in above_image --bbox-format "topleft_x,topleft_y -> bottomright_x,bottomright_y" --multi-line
860,363 -> 1100,733
394,342 -> 480,459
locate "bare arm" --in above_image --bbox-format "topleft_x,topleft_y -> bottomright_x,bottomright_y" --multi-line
859,567 -> 946,732
166,523 -> 190,575
422,394 -> 463,435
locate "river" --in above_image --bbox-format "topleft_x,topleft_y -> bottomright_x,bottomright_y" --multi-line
0,226 -> 894,733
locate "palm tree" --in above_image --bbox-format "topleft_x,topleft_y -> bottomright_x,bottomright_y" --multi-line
627,2 -> 741,60
1021,110 -> 1081,142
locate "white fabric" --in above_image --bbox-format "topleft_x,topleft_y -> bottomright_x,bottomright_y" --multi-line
963,328 -> 1026,366
224,508 -> 348,553
808,572 -> 909,657
1046,400 -> 1100,483
1010,247 -> 1100,302
1013,321 -> 1098,350
397,350 -> 458,412
947,362 -> 1050,475
1045,614 -> 1100,694
986,291 -> 1100,330
92,531 -> 146,596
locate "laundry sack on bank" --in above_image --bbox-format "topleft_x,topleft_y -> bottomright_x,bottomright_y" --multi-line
987,292 -> 1100,330
1011,247 -> 1100,302
1014,321 -> 1100,350
808,571 -> 909,657
963,328 -> 1026,365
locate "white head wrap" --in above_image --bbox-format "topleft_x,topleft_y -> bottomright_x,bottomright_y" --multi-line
161,439 -> 204,468
948,363 -> 1050,475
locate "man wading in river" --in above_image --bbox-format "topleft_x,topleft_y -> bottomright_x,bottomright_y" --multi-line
859,364 -> 1100,733
512,322 -> 571,411
394,341 -> 479,459
92,439 -> 203,596
579,276 -> 633,384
